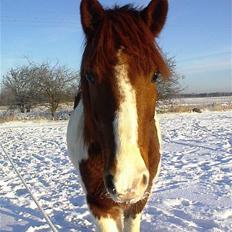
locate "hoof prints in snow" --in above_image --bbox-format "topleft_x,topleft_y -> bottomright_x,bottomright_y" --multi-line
0,112 -> 232,231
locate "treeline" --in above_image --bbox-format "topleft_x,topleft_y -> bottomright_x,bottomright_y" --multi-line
177,92 -> 232,98
0,62 -> 79,118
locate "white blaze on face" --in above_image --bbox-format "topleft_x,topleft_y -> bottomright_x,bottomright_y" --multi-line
154,111 -> 161,181
113,52 -> 148,196
154,111 -> 162,151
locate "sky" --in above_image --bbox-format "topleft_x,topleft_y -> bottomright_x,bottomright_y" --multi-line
1,0 -> 231,93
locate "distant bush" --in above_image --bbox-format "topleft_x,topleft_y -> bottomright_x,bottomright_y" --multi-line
157,102 -> 232,113
0,103 -> 73,122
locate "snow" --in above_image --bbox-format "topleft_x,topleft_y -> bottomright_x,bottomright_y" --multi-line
0,111 -> 232,231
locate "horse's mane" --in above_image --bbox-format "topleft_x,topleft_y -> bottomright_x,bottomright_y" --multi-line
81,5 -> 169,79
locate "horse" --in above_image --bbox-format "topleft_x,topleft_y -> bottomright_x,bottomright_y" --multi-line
67,0 -> 170,231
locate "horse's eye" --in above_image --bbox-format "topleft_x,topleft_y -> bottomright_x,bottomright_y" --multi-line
86,73 -> 95,84
151,72 -> 160,83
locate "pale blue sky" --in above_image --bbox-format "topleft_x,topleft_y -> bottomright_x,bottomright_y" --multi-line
1,0 -> 231,93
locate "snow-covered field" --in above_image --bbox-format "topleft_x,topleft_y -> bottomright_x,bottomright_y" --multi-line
0,111 -> 232,231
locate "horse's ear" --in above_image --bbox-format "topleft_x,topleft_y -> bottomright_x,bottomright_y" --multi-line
80,0 -> 105,36
141,0 -> 168,37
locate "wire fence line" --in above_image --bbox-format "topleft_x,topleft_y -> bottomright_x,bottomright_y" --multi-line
0,143 -> 58,232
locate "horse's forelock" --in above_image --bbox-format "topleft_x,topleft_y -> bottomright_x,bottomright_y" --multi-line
81,5 -> 169,80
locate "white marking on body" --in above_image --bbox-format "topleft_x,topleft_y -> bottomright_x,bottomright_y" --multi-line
96,216 -> 122,232
113,51 -> 148,197
124,213 -> 141,232
154,111 -> 161,181
67,99 -> 88,164
66,99 -> 88,191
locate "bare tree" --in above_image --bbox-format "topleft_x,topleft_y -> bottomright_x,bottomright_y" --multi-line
2,66 -> 40,112
1,62 -> 79,117
34,62 -> 79,118
0,85 -> 14,106
157,56 -> 184,102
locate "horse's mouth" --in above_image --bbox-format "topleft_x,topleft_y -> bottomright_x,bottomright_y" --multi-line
108,192 -> 146,204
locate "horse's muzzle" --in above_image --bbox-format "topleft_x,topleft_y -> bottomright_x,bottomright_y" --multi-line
105,171 -> 149,203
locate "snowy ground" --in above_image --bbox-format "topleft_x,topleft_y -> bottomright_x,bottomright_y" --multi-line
0,111 -> 232,231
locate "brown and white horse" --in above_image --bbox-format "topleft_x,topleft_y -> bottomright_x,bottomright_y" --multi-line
67,0 -> 169,231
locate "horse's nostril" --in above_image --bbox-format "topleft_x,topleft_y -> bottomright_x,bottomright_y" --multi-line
105,174 -> 116,195
142,174 -> 148,186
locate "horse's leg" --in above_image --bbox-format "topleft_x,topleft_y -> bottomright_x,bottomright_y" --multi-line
95,214 -> 123,232
124,213 -> 141,232
123,198 -> 148,232
87,199 -> 123,232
